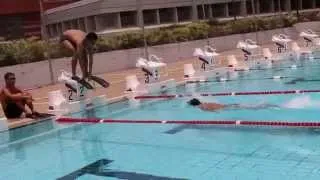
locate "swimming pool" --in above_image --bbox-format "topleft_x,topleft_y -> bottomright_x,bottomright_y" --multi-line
2,58 -> 320,179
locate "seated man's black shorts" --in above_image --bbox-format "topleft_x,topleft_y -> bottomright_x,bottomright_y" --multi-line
4,102 -> 23,119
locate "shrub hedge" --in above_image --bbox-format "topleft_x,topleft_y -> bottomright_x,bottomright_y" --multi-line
0,14 -> 311,67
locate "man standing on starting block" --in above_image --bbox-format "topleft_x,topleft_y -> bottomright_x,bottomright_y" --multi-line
60,29 -> 98,89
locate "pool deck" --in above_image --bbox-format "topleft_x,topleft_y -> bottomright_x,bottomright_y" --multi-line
0,41 -> 308,129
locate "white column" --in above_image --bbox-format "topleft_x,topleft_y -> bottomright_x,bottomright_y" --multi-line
298,0 -> 302,10
173,7 -> 178,22
55,24 -> 59,36
208,4 -> 213,18
156,9 -> 160,24
285,0 -> 291,12
93,16 -> 98,31
240,0 -> 247,16
84,17 -> 90,32
312,0 -> 316,8
225,3 -> 230,17
61,22 -> 66,32
136,0 -> 144,27
192,0 -> 198,21
116,12 -> 122,28
77,19 -> 82,31
270,0 -> 275,13
95,15 -> 102,31
256,0 -> 261,14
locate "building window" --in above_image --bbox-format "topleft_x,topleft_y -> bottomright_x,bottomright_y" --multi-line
46,25 -> 51,37
71,20 -> 78,29
0,15 -> 23,40
57,23 -> 62,34
212,3 -> 227,17
228,2 -> 241,17
51,24 -> 58,37
79,18 -> 86,31
177,6 -> 192,22
143,9 -> 157,25
159,8 -> 175,24
86,16 -> 96,32
197,4 -> 211,19
120,11 -> 137,27
95,13 -> 119,31
104,13 -> 119,29
302,0 -> 313,9
291,0 -> 298,10
64,21 -> 72,30
272,0 -> 280,12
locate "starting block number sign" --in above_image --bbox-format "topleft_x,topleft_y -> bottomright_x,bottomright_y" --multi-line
66,85 -> 87,101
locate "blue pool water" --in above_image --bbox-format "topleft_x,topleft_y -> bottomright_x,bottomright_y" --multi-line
2,58 -> 320,179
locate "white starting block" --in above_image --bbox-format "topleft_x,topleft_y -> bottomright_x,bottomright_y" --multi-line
125,54 -> 176,99
136,54 -> 168,83
236,39 -> 260,61
300,29 -> 320,59
48,89 -> 107,116
48,71 -> 107,116
236,39 -> 272,70
271,34 -> 305,62
193,45 -> 220,71
188,46 -> 236,81
183,63 -> 235,82
272,34 -> 292,53
58,70 -> 89,102
125,75 -> 176,98
300,29 -> 319,47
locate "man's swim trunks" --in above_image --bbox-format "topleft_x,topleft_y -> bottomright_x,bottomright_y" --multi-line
4,101 -> 23,118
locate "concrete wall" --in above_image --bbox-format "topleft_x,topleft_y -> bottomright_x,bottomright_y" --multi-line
0,22 -> 318,89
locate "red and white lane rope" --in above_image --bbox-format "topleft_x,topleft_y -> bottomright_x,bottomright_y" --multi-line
133,89 -> 320,99
56,117 -> 320,128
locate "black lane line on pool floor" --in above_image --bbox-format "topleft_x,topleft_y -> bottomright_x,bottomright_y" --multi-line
285,78 -> 320,85
186,76 -> 294,84
57,159 -> 188,180
164,124 -> 320,135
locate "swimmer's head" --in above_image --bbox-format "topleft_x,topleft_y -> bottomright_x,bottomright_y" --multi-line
188,98 -> 201,106
84,32 -> 98,50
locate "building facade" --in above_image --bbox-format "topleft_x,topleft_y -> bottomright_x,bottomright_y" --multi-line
0,0 -> 78,40
44,0 -> 320,38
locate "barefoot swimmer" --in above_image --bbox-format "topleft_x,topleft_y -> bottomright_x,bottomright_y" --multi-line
0,72 -> 43,119
60,29 -> 109,89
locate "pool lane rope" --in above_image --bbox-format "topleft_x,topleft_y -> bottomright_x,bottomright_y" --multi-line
185,76 -> 291,83
133,89 -> 320,99
56,117 -> 320,128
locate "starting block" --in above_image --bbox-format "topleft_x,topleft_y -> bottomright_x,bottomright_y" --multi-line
49,70 -> 108,116
125,54 -> 176,99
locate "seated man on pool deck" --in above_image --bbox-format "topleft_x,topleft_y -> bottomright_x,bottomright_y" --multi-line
188,98 -> 280,112
0,72 -> 41,119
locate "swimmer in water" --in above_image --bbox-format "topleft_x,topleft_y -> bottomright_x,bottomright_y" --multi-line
187,98 -> 280,112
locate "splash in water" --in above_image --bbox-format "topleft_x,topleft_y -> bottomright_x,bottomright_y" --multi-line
282,95 -> 320,109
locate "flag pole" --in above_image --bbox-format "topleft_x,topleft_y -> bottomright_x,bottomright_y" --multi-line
39,0 -> 55,85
